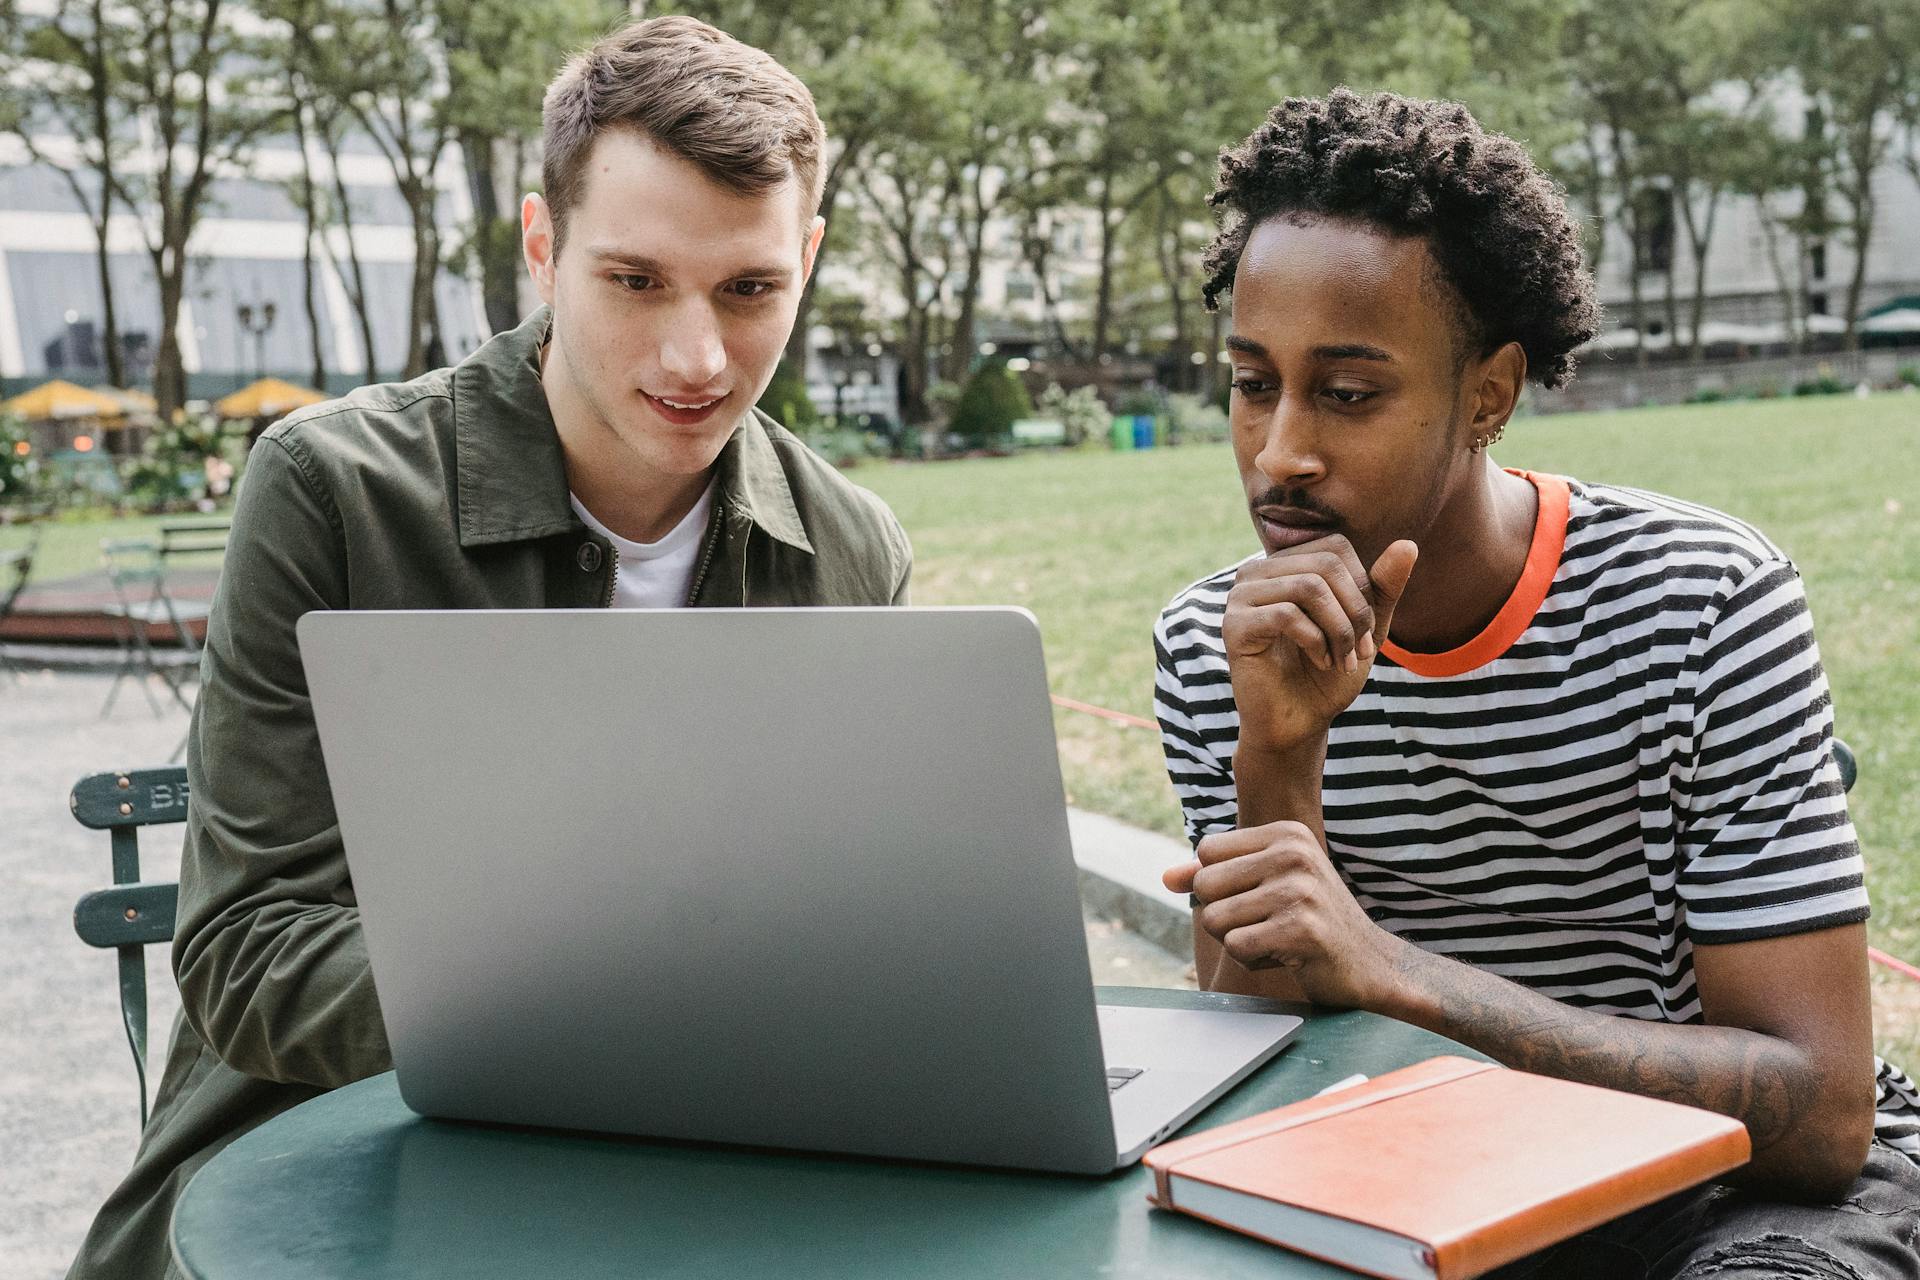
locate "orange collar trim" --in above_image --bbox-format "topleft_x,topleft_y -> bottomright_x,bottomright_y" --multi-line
1380,470 -> 1570,679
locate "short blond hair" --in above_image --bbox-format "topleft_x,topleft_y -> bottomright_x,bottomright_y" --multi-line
540,16 -> 825,251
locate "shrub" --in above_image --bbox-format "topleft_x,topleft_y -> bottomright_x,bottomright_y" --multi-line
756,358 -> 821,432
1114,388 -> 1160,417
1686,386 -> 1728,404
797,426 -> 883,469
949,360 -> 1033,447
1036,383 -> 1110,448
1165,393 -> 1229,444
0,412 -> 34,504
124,411 -> 239,511
1898,364 -> 1920,388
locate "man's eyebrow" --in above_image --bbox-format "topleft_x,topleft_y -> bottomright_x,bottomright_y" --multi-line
1312,343 -> 1394,363
583,247 -> 795,281
1224,336 -> 1395,364
585,248 -> 666,272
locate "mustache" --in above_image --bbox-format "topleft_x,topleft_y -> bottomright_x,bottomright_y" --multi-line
1249,486 -> 1345,527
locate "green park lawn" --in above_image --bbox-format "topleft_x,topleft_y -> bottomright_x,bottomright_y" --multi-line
8,391 -> 1917,1066
854,392 -> 1920,1070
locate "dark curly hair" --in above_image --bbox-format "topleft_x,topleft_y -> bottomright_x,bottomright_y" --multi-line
1203,89 -> 1599,389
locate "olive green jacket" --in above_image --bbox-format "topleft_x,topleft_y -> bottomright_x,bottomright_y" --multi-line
68,307 -> 911,1279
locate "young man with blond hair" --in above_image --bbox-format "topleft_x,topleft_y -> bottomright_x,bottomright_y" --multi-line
68,17 -> 908,1276
1155,89 -> 1917,1276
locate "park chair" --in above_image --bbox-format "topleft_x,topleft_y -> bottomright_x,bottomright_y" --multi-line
70,765 -> 188,1128
0,529 -> 41,680
99,536 -> 210,722
1833,738 -> 1857,794
157,517 -> 231,562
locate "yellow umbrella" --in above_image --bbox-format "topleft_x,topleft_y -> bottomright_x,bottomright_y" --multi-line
3,379 -> 127,421
91,385 -> 159,416
214,377 -> 329,419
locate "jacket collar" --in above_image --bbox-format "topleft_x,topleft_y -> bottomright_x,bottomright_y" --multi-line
451,305 -> 813,555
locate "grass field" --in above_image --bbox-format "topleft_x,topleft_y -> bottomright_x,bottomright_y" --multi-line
7,392 -> 1917,1065
5,510 -> 202,582
852,392 -> 1920,1070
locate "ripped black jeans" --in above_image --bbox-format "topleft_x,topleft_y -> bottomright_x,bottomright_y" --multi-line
1487,1141 -> 1920,1280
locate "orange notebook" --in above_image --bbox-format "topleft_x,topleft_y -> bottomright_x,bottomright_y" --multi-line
1143,1056 -> 1750,1280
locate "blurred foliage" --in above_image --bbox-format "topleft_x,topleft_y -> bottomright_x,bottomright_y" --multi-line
949,359 -> 1033,446
757,358 -> 822,433
1037,382 -> 1111,448
5,0 -> 1920,420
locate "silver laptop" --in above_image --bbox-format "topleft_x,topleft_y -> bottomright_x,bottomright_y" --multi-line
298,607 -> 1298,1174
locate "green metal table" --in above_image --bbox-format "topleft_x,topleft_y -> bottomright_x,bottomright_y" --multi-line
172,987 -> 1486,1279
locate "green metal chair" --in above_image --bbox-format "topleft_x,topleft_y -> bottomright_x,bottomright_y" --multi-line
71,765 -> 187,1127
99,536 -> 209,720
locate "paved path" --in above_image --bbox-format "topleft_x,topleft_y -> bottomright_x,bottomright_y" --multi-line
2,668 -> 189,1280
0,668 -> 1190,1279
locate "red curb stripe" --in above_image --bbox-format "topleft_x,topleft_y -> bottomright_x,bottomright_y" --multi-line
1049,693 -> 1158,732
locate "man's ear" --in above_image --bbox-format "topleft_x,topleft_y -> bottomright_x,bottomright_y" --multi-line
800,215 -> 826,285
1469,341 -> 1527,441
523,193 -> 558,306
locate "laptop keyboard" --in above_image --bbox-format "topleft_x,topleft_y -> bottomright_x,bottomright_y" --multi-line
1106,1066 -> 1144,1093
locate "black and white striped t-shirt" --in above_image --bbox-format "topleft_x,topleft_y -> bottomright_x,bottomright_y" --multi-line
1153,471 -> 1919,1161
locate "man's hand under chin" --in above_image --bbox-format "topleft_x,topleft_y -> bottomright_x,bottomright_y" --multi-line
1223,534 -> 1418,754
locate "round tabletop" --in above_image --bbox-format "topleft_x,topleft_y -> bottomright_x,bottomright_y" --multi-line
172,988 -> 1483,1279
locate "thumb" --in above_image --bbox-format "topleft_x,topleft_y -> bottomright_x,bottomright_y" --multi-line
1163,859 -> 1201,895
1368,540 -> 1418,645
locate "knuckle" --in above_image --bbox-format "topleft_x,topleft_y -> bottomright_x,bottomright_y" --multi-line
1224,932 -> 1265,965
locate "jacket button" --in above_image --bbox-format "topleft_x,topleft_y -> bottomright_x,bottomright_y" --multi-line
577,541 -> 603,573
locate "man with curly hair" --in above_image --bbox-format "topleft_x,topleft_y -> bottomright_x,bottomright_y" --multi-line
1155,89 -> 1918,1276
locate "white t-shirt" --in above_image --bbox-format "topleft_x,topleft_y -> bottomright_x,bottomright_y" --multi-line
569,478 -> 718,609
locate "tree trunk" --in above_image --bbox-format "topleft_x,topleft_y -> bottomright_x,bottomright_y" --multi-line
324,135 -> 379,384
1683,193 -> 1719,362
1624,225 -> 1648,368
784,136 -> 868,378
897,257 -> 929,429
1754,198 -> 1799,349
292,98 -> 327,389
1842,200 -> 1871,351
1022,211 -> 1084,361
1154,206 -> 1191,389
91,218 -> 126,390
403,184 -> 439,378
84,0 -> 126,391
461,129 -> 519,335
1660,247 -> 1679,353
153,259 -> 187,418
1092,172 -> 1116,360
944,167 -> 988,385
1603,116 -> 1649,367
1580,128 -> 1609,279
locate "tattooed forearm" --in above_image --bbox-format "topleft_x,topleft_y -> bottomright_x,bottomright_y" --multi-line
1383,945 -> 1838,1193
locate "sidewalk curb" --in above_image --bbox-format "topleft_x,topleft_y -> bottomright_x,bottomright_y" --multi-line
1067,807 -> 1193,958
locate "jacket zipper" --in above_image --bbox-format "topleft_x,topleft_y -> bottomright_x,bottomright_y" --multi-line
601,540 -> 619,607
685,503 -> 725,605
